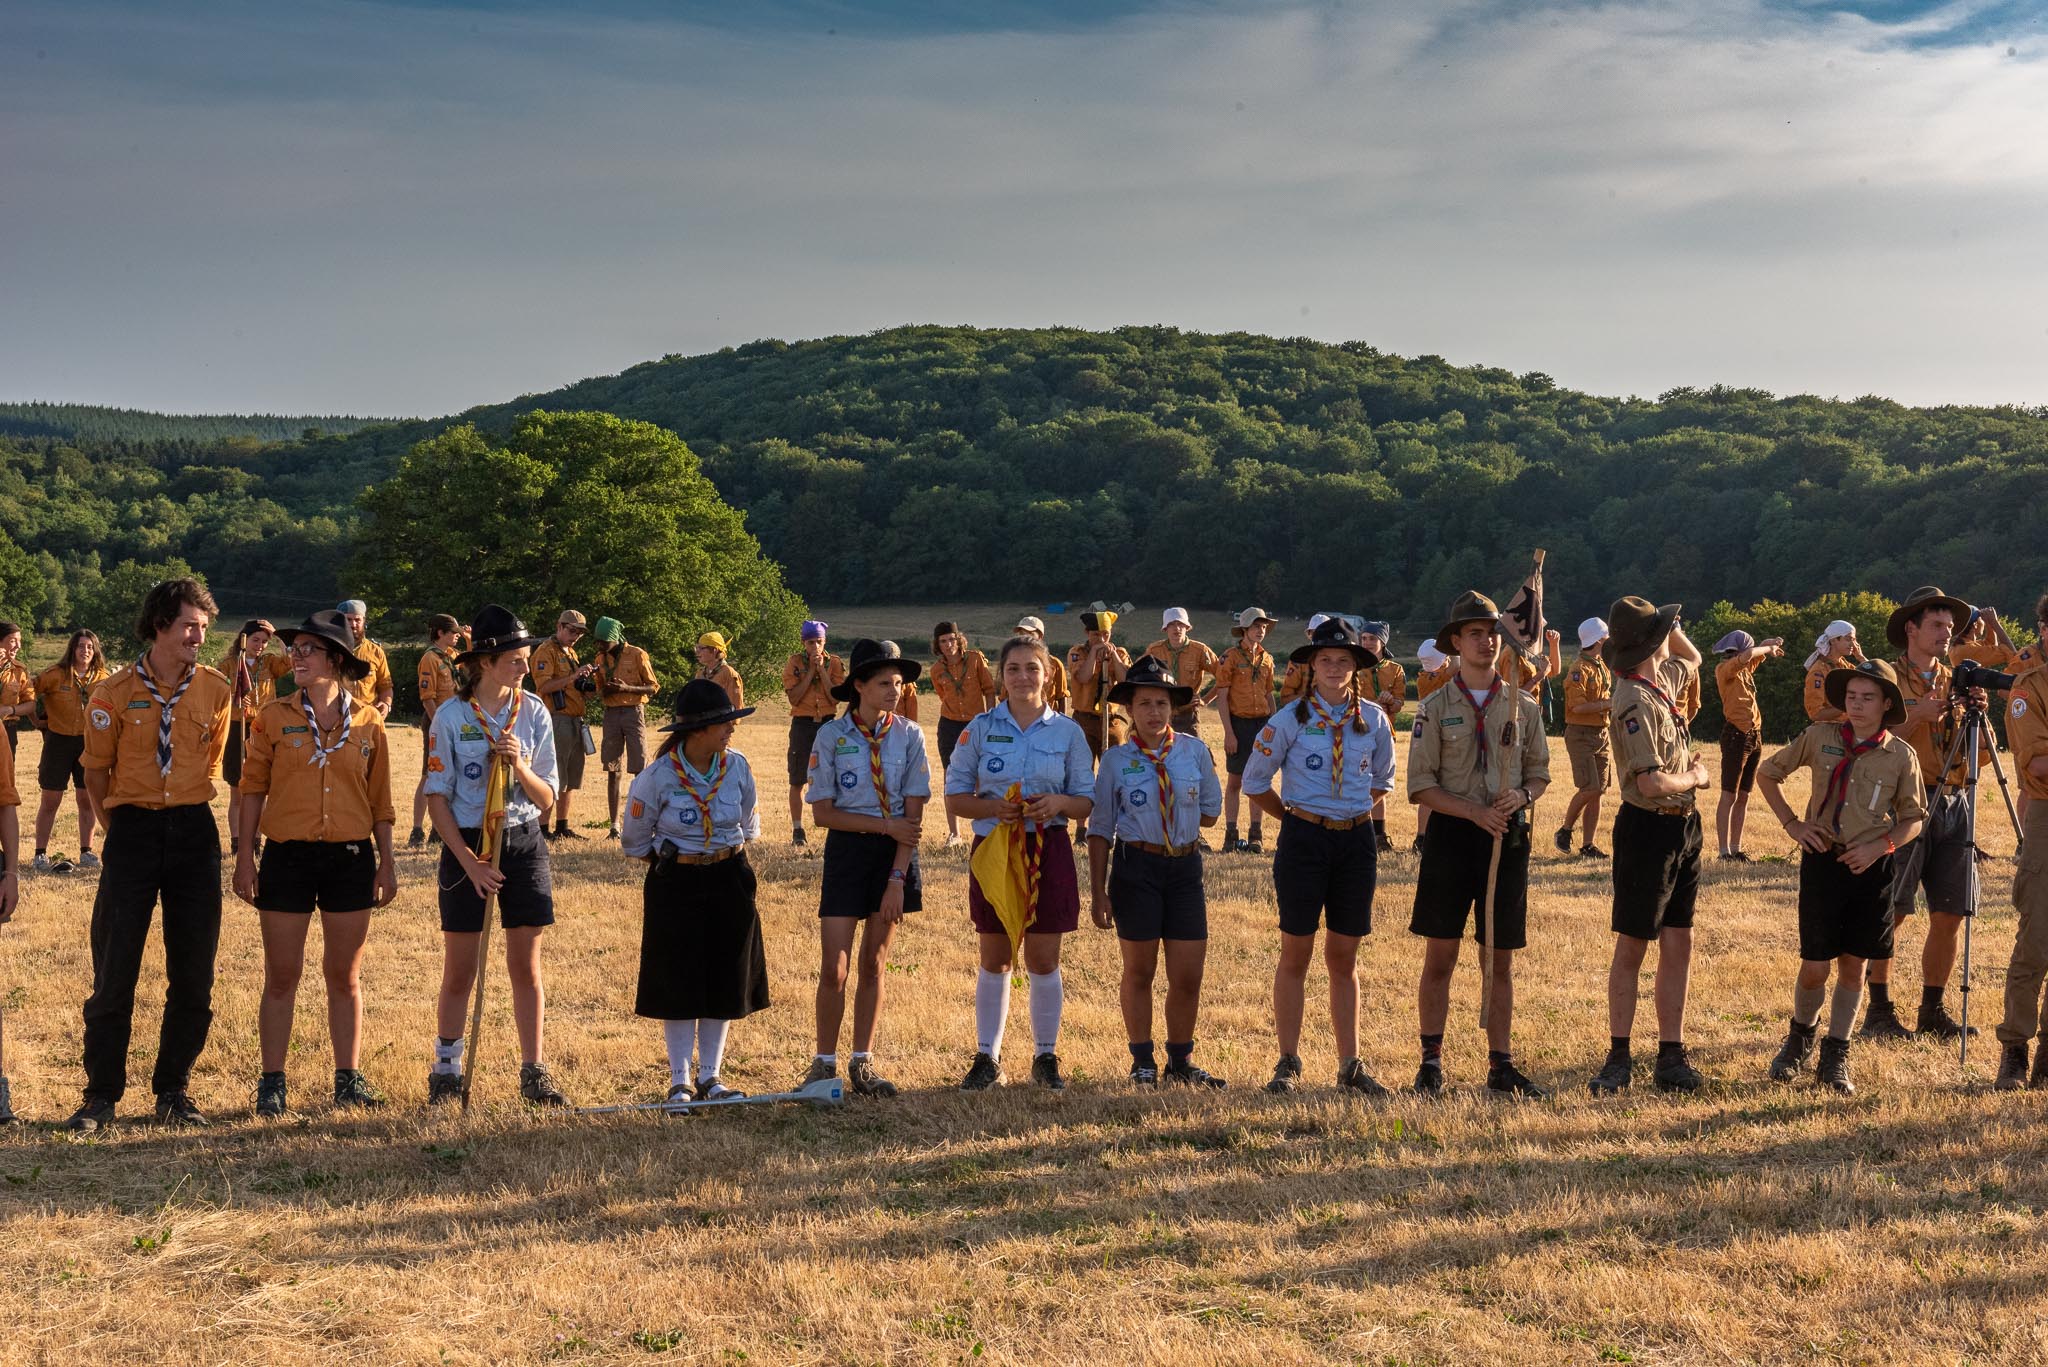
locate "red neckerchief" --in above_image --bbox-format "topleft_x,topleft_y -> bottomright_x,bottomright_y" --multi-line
1306,691 -> 1361,797
1624,669 -> 1685,729
1132,727 -> 1177,834
670,748 -> 731,834
1823,723 -> 1888,835
1452,672 -> 1504,792
851,709 -> 894,814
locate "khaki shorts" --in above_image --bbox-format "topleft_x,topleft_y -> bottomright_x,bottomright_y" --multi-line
553,712 -> 589,790
602,705 -> 648,774
1565,724 -> 1611,791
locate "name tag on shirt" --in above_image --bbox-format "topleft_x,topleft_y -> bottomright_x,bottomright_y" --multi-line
988,734 -> 1014,744
459,725 -> 484,740
1822,745 -> 1845,756
834,740 -> 859,755
1442,716 -> 1466,727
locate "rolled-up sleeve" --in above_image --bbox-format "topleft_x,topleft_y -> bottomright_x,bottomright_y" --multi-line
620,767 -> 660,857
946,719 -> 983,796
1087,761 -> 1118,841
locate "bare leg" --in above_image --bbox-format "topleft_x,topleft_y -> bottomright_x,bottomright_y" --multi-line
1607,934 -> 1651,1038
1653,926 -> 1693,1043
851,915 -> 898,1053
504,926 -> 547,1064
1416,937 -> 1461,1038
1161,938 -> 1206,1043
320,909 -> 372,1070
1325,932 -> 1362,1059
436,932 -> 483,1039
1729,790 -> 1752,854
1924,910 -> 1964,989
815,916 -> 858,1055
1117,937 -> 1160,1044
76,786 -> 97,853
1273,931 -> 1316,1055
258,910 -> 314,1072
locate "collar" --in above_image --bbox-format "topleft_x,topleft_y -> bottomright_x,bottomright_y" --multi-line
989,699 -> 1056,733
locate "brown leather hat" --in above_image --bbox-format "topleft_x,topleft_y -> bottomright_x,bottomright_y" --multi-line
1824,658 -> 1907,728
1433,590 -> 1501,656
1886,585 -> 1971,649
1602,596 -> 1682,673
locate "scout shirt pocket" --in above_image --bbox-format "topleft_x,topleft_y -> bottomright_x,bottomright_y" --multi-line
449,718 -> 496,799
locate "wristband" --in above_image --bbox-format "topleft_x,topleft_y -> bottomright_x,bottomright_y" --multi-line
888,869 -> 907,883
1885,837 -> 1896,855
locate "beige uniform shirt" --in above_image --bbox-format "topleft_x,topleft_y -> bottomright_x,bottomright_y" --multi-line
1758,721 -> 1926,848
1610,657 -> 1699,813
1406,675 -> 1550,806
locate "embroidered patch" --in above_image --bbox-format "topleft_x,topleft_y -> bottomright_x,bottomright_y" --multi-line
680,808 -> 700,825
808,752 -> 820,770
463,761 -> 483,781
1822,744 -> 1846,756
1625,718 -> 1641,734
987,757 -> 1006,773
839,770 -> 858,790
834,740 -> 860,755
1256,745 -> 1272,757
630,798 -> 645,818
90,707 -> 112,731
1305,754 -> 1324,770
281,725 -> 310,735
126,699 -> 151,710
1130,789 -> 1148,807
1260,727 -> 1275,742
458,725 -> 484,741
427,756 -> 446,773
988,733 -> 1014,744
2012,697 -> 2029,718
1441,715 -> 1466,727
1810,677 -> 1824,689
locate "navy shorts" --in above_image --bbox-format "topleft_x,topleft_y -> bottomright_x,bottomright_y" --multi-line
1409,813 -> 1531,949
438,819 -> 555,932
1611,803 -> 1702,939
256,838 -> 377,915
1799,849 -> 1896,961
1109,844 -> 1207,941
819,828 -> 923,919
1274,812 -> 1377,937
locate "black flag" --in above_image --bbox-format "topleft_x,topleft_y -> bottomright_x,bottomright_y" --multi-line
1498,549 -> 1546,668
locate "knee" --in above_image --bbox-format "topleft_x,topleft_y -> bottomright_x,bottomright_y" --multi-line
1419,956 -> 1456,990
324,960 -> 362,997
263,963 -> 303,1001
506,956 -> 543,991
1324,948 -> 1359,981
1124,960 -> 1158,992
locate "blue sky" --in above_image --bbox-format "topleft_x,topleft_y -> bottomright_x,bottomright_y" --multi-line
3,0 -> 2044,415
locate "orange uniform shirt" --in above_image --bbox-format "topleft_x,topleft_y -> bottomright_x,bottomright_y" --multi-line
529,639 -> 584,717
1365,659 -> 1406,723
82,663 -> 234,810
1803,657 -> 1855,722
895,681 -> 920,722
1895,654 -> 1991,787
1144,638 -> 1220,705
240,696 -> 396,842
1214,644 -> 1276,718
230,652 -> 293,721
35,662 -> 112,736
1952,639 -> 2017,670
783,651 -> 848,721
0,661 -> 34,717
2005,665 -> 2048,802
1562,653 -> 1611,726
0,721 -> 16,807
693,659 -> 741,709
930,650 -> 997,722
1277,660 -> 1310,705
1714,654 -> 1765,733
1066,642 -> 1132,717
1415,662 -> 1454,703
417,647 -> 460,715
601,644 -> 664,708
1044,652 -> 1070,713
346,638 -> 394,708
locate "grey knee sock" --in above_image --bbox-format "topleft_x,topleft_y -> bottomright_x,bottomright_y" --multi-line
1828,979 -> 1863,1041
1792,980 -> 1825,1030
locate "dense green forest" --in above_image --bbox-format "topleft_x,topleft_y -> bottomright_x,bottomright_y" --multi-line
0,402 -> 383,445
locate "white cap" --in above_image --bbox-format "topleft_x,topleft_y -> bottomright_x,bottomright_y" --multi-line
1014,615 -> 1045,635
1417,641 -> 1448,671
1305,612 -> 1331,635
1235,606 -> 1277,630
1161,607 -> 1191,629
1578,617 -> 1608,651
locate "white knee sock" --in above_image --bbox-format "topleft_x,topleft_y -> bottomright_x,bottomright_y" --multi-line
434,1036 -> 465,1076
1028,969 -> 1064,1055
663,1019 -> 696,1087
975,968 -> 1012,1057
697,1018 -> 731,1082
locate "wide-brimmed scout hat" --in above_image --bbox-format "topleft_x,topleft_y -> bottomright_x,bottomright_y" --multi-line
1290,617 -> 1381,670
1231,606 -> 1278,638
660,678 -> 756,732
1602,596 -> 1682,673
277,610 -> 373,682
1433,591 -> 1502,655
1108,653 -> 1194,709
1825,658 -> 1907,728
557,609 -> 587,630
1886,585 -> 1971,649
457,604 -> 547,664
832,638 -> 922,702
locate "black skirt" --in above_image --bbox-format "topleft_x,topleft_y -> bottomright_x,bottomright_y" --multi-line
634,853 -> 771,1022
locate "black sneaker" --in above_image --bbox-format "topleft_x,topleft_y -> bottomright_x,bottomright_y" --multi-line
1335,1058 -> 1388,1097
1553,827 -> 1573,854
1916,1002 -> 1977,1041
333,1069 -> 385,1109
1264,1053 -> 1304,1094
1130,1063 -> 1160,1087
1486,1060 -> 1552,1099
543,826 -> 561,843
519,1062 -> 568,1106
1413,1059 -> 1444,1097
1164,1060 -> 1225,1089
254,1071 -> 289,1118
1858,1000 -> 1914,1041
1411,835 -> 1426,852
1815,1037 -> 1854,1095
1995,1040 -> 2030,1091
1652,1048 -> 1706,1093
1768,1024 -> 1817,1082
407,828 -> 426,849
426,1070 -> 465,1106
1579,845 -> 1609,859
1030,1052 -> 1067,1090
960,1052 -> 1004,1091
155,1092 -> 209,1127
848,1056 -> 897,1098
1223,829 -> 1240,853
792,828 -> 808,847
65,1097 -> 116,1132
1589,1049 -> 1632,1096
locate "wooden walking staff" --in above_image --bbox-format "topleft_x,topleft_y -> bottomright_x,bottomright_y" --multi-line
460,748 -> 515,1113
1482,548 -> 1547,1031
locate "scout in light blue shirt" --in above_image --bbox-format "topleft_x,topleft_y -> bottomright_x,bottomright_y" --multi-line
423,685 -> 559,830
805,710 -> 931,818
1241,692 -> 1395,822
1089,732 -> 1222,850
944,699 -> 1095,839
623,747 -> 760,858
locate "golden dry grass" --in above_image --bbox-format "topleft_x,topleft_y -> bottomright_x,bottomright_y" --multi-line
1,697 -> 2044,1366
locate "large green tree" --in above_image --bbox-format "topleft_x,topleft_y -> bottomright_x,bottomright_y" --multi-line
0,528 -> 47,627
353,411 -> 805,693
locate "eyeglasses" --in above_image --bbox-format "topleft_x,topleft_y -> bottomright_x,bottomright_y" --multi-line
288,641 -> 322,659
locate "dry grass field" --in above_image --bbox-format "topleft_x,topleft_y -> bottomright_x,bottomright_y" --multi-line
1,694 -> 2045,1366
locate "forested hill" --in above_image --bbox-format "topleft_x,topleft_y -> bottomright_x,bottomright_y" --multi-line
0,402 -> 385,445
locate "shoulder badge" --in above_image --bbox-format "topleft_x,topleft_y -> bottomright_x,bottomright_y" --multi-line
2013,696 -> 2029,718
90,706 -> 112,731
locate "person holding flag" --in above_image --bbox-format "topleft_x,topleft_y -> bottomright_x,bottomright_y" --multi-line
798,640 -> 927,1098
30,629 -> 111,873
1555,618 -> 1614,859
1068,606 -> 1132,759
422,605 -> 564,1107
222,620 -> 290,859
945,635 -> 1095,1091
409,614 -> 464,849
622,679 -> 767,1106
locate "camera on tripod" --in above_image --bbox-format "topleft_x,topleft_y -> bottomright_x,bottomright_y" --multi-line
1953,658 -> 2017,694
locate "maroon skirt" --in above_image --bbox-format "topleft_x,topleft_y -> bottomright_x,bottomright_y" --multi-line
967,825 -> 1082,936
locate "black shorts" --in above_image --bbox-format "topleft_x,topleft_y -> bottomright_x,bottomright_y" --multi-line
437,819 -> 555,932
788,715 -> 827,786
1611,803 -> 1702,939
1226,713 -> 1267,777
1890,787 -> 1976,918
1409,813 -> 1531,949
1109,844 -> 1207,941
937,716 -> 969,775
255,838 -> 377,915
819,828 -> 923,919
38,731 -> 87,792
1718,724 -> 1762,793
1274,813 -> 1377,937
223,723 -> 246,788
1799,849 -> 1897,962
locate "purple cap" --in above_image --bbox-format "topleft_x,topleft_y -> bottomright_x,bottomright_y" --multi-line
801,620 -> 829,641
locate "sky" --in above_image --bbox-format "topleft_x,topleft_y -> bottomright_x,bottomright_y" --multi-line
3,0 -> 2045,417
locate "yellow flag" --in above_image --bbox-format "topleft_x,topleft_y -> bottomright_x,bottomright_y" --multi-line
968,783 -> 1040,955
479,752 -> 512,864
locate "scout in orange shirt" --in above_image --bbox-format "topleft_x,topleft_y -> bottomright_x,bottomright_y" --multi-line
68,578 -> 234,1132
1554,619 -> 1616,860
235,610 -> 399,1116
31,629 -> 111,873
1992,592 -> 2048,1089
0,711 -> 18,1121
693,632 -> 743,709
595,618 -> 663,838
1145,607 -> 1220,736
1952,606 -> 2019,671
781,619 -> 846,847
929,621 -> 996,845
408,614 -> 465,848
1411,639 -> 1455,850
1068,608 -> 1133,759
0,622 -> 31,792
527,610 -> 595,841
1801,620 -> 1865,723
1357,620 -> 1406,852
336,599 -> 395,716
1212,607 -> 1279,853
223,619 -> 291,857
1710,629 -> 1786,860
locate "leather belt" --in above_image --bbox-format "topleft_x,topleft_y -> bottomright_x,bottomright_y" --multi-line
658,845 -> 743,868
1118,838 -> 1199,859
1284,807 -> 1372,831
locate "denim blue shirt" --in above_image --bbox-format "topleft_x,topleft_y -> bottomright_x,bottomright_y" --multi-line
423,690 -> 558,830
1241,695 -> 1395,820
804,711 -> 932,818
1087,734 -> 1221,848
622,748 -> 760,857
944,700 -> 1095,838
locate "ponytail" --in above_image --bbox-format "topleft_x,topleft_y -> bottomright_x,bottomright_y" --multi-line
655,730 -> 683,761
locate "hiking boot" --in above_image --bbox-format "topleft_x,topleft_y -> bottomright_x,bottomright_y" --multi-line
253,1071 -> 289,1118
959,1052 -> 1004,1091
1589,1048 -> 1632,1096
801,1056 -> 837,1087
519,1063 -> 567,1106
426,1069 -> 465,1106
1553,827 -> 1573,854
155,1092 -> 209,1127
605,824 -> 622,841
1486,1059 -> 1552,1099
848,1056 -> 898,1098
333,1069 -> 385,1109
1412,1059 -> 1444,1097
1652,1048 -> 1706,1093
1579,845 -> 1609,859
1244,831 -> 1265,855
1375,828 -> 1395,854
1336,1058 -> 1388,1097
1768,1023 -> 1817,1082
1030,1052 -> 1067,1091
76,851 -> 101,870
1916,1001 -> 1977,1041
791,828 -> 808,847
408,828 -> 426,849
1858,999 -> 1914,1041
1130,1063 -> 1160,1087
1264,1053 -> 1304,1094
65,1097 -> 116,1132
0,1076 -> 16,1124
1815,1037 -> 1854,1095
1223,827 -> 1240,853
1164,1060 -> 1225,1089
1995,1041 -> 2031,1091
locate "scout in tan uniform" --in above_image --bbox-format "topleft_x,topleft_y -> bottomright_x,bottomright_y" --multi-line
31,629 -> 110,873
1407,592 -> 1552,1098
408,614 -> 464,848
0,711 -> 16,1121
591,618 -> 663,838
1711,629 -> 1787,860
1212,607 -> 1279,853
528,610 -> 594,841
1497,629 -> 1562,697
1801,620 -> 1864,723
1993,593 -> 2048,1089
0,623 -> 32,792
1554,618 -> 1613,859
780,619 -> 846,847
1757,661 -> 1925,1094
336,599 -> 395,716
1358,621 -> 1406,853
1068,609 -> 1132,759
67,578 -> 234,1131
693,631 -> 744,709
1589,598 -> 1711,1097
930,622 -> 997,845
1013,616 -> 1070,712
1145,607 -> 1220,736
